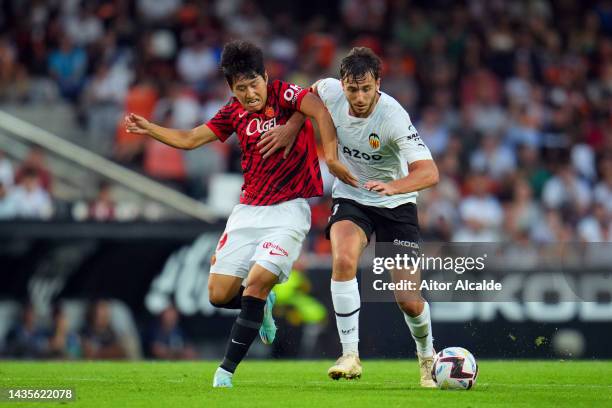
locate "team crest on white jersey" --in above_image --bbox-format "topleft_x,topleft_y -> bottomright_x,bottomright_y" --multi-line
368,133 -> 381,150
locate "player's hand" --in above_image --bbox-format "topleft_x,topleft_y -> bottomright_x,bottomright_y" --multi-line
125,113 -> 152,135
364,180 -> 399,196
327,159 -> 359,187
257,124 -> 299,159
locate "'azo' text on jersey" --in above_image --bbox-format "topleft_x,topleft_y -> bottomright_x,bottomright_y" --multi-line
341,145 -> 382,161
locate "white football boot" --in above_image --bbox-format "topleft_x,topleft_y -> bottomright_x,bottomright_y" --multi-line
418,352 -> 436,388
328,353 -> 362,380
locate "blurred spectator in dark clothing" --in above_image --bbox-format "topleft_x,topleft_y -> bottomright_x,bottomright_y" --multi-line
15,146 -> 52,192
81,300 -> 127,360
48,36 -> 87,102
88,181 -> 116,221
149,304 -> 196,360
47,303 -> 80,359
3,303 -> 50,358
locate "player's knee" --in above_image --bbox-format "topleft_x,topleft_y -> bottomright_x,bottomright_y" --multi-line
397,300 -> 423,317
243,279 -> 272,300
333,253 -> 358,279
208,285 -> 232,306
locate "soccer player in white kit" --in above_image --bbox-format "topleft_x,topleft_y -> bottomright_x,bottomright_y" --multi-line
313,47 -> 440,386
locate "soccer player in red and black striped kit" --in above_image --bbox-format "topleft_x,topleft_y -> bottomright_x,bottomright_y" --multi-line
125,40 -> 356,387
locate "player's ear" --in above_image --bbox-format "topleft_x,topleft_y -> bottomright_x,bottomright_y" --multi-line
263,72 -> 268,84
376,78 -> 381,92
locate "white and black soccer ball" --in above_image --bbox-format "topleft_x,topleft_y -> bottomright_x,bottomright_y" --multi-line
431,347 -> 478,390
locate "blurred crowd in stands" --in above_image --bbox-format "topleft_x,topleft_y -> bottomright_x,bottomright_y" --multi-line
0,0 -> 611,249
0,299 -> 196,360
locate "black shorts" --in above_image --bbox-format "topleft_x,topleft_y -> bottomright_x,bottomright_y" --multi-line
325,198 -> 421,245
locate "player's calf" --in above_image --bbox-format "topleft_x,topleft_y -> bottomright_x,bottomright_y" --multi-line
217,295 -> 266,381
396,299 -> 424,317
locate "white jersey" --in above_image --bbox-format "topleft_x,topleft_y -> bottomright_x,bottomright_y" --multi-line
317,78 -> 433,208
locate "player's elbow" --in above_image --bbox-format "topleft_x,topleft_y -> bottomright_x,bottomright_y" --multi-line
427,164 -> 440,187
416,161 -> 439,189
183,130 -> 201,150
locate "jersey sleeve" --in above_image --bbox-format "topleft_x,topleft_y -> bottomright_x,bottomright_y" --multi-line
387,109 -> 433,163
315,78 -> 344,107
274,80 -> 309,111
205,100 -> 237,142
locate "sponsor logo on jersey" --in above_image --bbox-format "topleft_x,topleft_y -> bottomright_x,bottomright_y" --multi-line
342,146 -> 383,161
263,241 -> 289,256
368,133 -> 381,150
265,105 -> 275,118
283,83 -> 303,105
406,132 -> 425,148
246,117 -> 277,136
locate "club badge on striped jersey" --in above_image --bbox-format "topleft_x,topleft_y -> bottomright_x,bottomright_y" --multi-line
265,105 -> 275,118
369,133 -> 381,150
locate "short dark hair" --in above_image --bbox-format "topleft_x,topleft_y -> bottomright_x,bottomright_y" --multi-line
339,47 -> 382,82
220,40 -> 265,87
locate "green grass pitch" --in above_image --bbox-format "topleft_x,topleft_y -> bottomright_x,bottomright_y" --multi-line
1,360 -> 611,407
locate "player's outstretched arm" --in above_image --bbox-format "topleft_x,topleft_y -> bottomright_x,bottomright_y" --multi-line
365,160 -> 439,196
125,113 -> 218,150
299,93 -> 358,187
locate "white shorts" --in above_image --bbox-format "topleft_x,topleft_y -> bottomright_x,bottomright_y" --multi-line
209,198 -> 311,283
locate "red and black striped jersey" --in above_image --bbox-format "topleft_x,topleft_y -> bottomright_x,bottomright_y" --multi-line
206,80 -> 323,206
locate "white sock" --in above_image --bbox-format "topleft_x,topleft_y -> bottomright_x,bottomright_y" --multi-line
331,278 -> 360,356
216,367 -> 233,377
403,301 -> 434,356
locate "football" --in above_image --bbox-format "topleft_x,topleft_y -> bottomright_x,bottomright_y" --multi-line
431,347 -> 479,390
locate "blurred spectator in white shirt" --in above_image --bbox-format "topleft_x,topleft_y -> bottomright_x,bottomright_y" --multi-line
0,181 -> 17,219
578,204 -> 612,242
571,144 -> 596,182
63,4 -> 104,47
470,133 -> 516,180
7,167 -> 53,219
137,0 -> 182,23
176,31 -> 217,90
542,164 -> 592,213
594,156 -> 612,213
0,150 -> 13,188
453,173 -> 503,242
